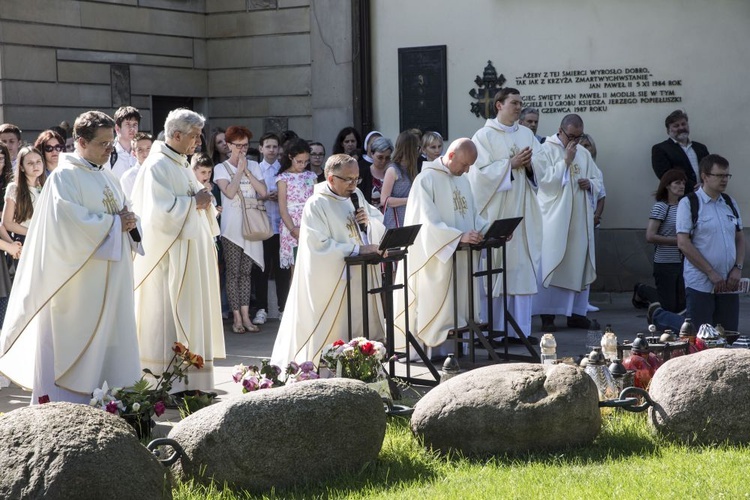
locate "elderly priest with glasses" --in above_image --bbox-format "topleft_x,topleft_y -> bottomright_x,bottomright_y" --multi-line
271,153 -> 386,368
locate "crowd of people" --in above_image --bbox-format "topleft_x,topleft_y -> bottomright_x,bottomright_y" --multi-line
0,94 -> 742,400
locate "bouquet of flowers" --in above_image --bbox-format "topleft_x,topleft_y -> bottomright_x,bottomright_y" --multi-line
232,359 -> 319,393
321,337 -> 387,383
90,342 -> 205,419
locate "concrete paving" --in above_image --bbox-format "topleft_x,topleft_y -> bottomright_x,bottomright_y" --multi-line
2,292 -> 749,426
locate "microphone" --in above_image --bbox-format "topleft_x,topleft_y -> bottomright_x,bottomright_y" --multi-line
129,227 -> 141,243
350,194 -> 367,233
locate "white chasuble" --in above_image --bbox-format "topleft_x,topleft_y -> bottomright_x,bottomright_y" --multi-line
538,135 -> 602,291
394,159 -> 490,348
270,184 -> 386,368
0,153 -> 141,398
132,141 -> 224,392
467,120 -> 544,296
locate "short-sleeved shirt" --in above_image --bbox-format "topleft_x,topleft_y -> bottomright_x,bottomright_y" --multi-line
676,188 -> 742,293
4,182 -> 38,228
649,201 -> 681,264
213,160 -> 266,249
259,159 -> 282,234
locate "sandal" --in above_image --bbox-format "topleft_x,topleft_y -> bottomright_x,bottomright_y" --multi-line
243,322 -> 260,333
232,323 -> 246,334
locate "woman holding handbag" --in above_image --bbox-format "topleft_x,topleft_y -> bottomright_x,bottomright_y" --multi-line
380,130 -> 419,229
213,126 -> 268,333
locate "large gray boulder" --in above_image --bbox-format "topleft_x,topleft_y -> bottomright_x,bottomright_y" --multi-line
411,363 -> 601,456
168,378 -> 386,492
0,402 -> 171,500
649,348 -> 750,444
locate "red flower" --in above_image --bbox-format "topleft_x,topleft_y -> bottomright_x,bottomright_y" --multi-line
173,342 -> 188,355
333,339 -> 345,347
38,395 -> 50,404
361,342 -> 375,356
154,401 -> 166,417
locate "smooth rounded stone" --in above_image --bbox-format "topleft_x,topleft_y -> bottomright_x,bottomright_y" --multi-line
649,348 -> 750,444
0,402 -> 171,500
411,363 -> 601,456
168,378 -> 386,492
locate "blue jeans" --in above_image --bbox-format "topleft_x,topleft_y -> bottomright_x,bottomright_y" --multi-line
685,287 -> 740,331
653,307 -> 684,333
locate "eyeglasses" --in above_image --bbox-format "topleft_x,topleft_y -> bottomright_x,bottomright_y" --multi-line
561,129 -> 583,142
332,174 -> 362,185
90,140 -> 115,149
706,173 -> 732,179
229,143 -> 250,150
44,144 -> 65,153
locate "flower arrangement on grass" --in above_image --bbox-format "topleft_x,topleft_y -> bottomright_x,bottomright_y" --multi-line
321,337 -> 387,383
90,341 -> 204,420
232,359 -> 319,393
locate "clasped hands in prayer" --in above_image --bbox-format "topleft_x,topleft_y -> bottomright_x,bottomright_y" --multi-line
119,206 -> 137,232
510,147 -> 533,171
194,189 -> 213,210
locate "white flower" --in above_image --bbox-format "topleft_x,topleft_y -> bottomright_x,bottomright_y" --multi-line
131,402 -> 141,412
89,398 -> 98,407
92,381 -> 109,402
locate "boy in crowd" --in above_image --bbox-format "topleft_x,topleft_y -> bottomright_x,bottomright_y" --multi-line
111,106 -> 141,179
120,132 -> 153,200
253,133 -> 290,324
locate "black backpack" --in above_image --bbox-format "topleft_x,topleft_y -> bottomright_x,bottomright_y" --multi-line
686,191 -> 740,236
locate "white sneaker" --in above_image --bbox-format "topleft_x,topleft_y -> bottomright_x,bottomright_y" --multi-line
253,309 -> 267,325
587,303 -> 600,312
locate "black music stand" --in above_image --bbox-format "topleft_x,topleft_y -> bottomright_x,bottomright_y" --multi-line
344,224 -> 441,386
448,216 -> 540,364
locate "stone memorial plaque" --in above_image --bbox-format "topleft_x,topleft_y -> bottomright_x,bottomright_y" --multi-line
398,45 -> 447,138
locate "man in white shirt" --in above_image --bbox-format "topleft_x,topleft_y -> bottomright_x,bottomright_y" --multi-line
110,106 -> 141,179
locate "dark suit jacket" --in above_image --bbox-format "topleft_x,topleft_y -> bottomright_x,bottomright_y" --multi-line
651,138 -> 709,192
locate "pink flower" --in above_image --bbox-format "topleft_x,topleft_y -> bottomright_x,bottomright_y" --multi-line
232,364 -> 247,383
297,371 -> 320,381
105,401 -> 119,414
154,401 -> 166,417
242,375 -> 259,392
38,395 -> 50,404
259,377 -> 274,389
286,361 -> 300,375
299,361 -> 315,373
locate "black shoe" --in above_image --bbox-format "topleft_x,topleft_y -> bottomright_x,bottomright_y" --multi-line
632,283 -> 649,309
499,336 -> 539,346
540,314 -> 557,332
567,314 -> 591,329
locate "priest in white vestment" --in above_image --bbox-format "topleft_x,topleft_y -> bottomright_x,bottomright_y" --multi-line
394,139 -> 489,357
271,154 -> 386,368
132,109 -> 225,393
0,111 -> 142,404
467,88 -> 546,342
534,115 -> 602,331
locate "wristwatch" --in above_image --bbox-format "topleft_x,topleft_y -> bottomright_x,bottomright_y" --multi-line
735,263 -> 744,271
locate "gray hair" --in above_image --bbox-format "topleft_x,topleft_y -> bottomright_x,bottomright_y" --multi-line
519,107 -> 540,120
370,136 -> 393,154
164,108 -> 205,139
324,154 -> 357,178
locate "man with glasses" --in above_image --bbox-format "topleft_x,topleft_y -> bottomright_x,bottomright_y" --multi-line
674,154 -> 744,330
132,108 -> 225,393
651,110 -> 709,193
467,87 -> 545,344
110,106 -> 141,179
271,153 -> 385,368
534,114 -> 603,332
0,110 -> 142,404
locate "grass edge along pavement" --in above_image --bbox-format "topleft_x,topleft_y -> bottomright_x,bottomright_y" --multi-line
173,410 -> 750,499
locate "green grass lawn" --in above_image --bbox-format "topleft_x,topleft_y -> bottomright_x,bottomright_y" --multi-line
174,410 -> 750,499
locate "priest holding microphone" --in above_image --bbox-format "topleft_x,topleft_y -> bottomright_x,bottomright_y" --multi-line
271,153 -> 386,368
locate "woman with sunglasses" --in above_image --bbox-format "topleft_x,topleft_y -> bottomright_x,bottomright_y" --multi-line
33,130 -> 66,173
